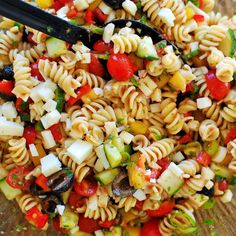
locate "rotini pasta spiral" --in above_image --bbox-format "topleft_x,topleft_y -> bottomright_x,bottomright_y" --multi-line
116,196 -> 137,212
2,152 -> 16,171
199,119 -> 219,141
12,54 -> 33,101
178,159 -> 200,178
160,98 -> 184,134
132,134 -> 150,150
178,99 -> 197,114
227,139 -> 236,159
38,59 -> 80,97
25,26 -> 48,43
59,51 -> 77,70
85,125 -> 105,146
207,47 -> 224,68
111,33 -> 141,54
16,193 -> 41,213
216,57 -> 236,82
146,59 -> 164,76
220,104 -> 236,122
207,12 -> 228,26
8,138 -> 30,166
162,47 -> 181,73
202,0 -> 215,13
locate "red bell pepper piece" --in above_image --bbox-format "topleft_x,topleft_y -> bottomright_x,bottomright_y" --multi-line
225,128 -> 236,144
178,134 -> 193,144
35,174 -> 50,191
84,10 -> 95,24
49,122 -> 63,141
93,8 -> 108,23
193,14 -> 205,23
23,127 -> 37,146
93,40 -> 113,53
89,54 -> 105,77
0,80 -> 14,96
196,151 -> 212,166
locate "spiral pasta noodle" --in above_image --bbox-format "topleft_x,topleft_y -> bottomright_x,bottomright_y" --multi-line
16,193 -> 41,213
38,59 -> 80,97
199,119 -> 220,141
178,159 -> 200,178
220,104 -> 236,122
216,57 -> 236,82
207,47 -> 224,68
8,138 -> 30,166
116,196 -> 137,212
146,59 -> 164,76
162,47 -> 181,73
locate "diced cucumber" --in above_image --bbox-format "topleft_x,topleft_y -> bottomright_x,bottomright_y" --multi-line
112,137 -> 125,152
184,49 -> 200,60
136,36 -> 159,60
46,37 -> 67,58
60,207 -> 79,230
104,226 -> 122,236
218,28 -> 236,57
124,145 -> 133,155
187,0 -> 199,7
104,143 -> 122,168
157,164 -> 184,196
210,163 -> 233,181
0,179 -> 22,200
95,168 -> 119,185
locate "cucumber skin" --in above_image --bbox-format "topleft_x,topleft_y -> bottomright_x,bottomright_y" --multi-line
0,179 -> 22,200
104,143 -> 122,168
95,168 -> 119,185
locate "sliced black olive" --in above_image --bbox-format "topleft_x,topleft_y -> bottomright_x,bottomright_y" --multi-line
112,169 -> 135,198
103,0 -> 125,9
30,184 -> 49,196
198,187 -> 214,197
0,65 -> 14,81
47,168 -> 74,194
42,195 -> 63,214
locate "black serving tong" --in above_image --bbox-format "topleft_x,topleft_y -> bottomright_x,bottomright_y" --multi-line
0,0 -> 185,61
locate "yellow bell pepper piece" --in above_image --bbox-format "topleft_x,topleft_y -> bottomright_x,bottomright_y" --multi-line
122,211 -> 138,225
169,71 -> 186,92
185,6 -> 195,20
156,73 -> 170,88
123,226 -> 141,236
35,0 -> 53,9
128,164 -> 146,189
130,121 -> 148,135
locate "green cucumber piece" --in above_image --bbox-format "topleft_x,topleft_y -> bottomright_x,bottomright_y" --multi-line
46,37 -> 67,58
95,168 -> 119,185
210,163 -> 233,181
187,0 -> 199,7
124,145 -> 133,155
104,143 -> 122,168
204,140 -> 219,156
0,179 -> 22,200
218,28 -> 236,57
104,226 -> 122,236
184,49 -> 200,60
112,137 -> 125,152
55,87 -> 65,113
136,36 -> 159,60
60,207 -> 79,230
35,121 -> 44,132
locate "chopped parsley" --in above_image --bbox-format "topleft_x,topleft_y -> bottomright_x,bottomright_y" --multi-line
203,219 -> 215,225
124,230 -> 130,236
14,22 -> 22,29
140,15 -> 147,24
202,198 -> 216,209
136,0 -> 142,10
156,40 -> 167,50
108,134 -> 114,140
116,118 -> 124,126
130,77 -> 139,87
16,225 -> 26,232
20,100 -> 29,111
47,26 -> 53,33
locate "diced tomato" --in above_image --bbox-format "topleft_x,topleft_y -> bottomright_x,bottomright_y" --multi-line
184,112 -> 193,117
98,219 -> 115,228
51,1 -> 65,11
225,128 -> 236,144
25,207 -> 49,229
74,178 -> 98,197
84,9 -> 95,24
199,0 -> 204,9
23,127 -> 37,146
107,53 -> 136,81
69,191 -> 85,210
93,8 -> 108,23
67,8 -> 78,19
93,40 -> 113,53
178,134 -> 193,144
6,166 -> 33,190
35,174 -> 50,191
146,199 -> 175,217
145,168 -> 162,181
49,123 -> 63,142
67,85 -> 91,107
53,216 -> 69,233
184,82 -> 194,93
15,98 -> 29,113
30,62 -> 45,81
157,157 -> 170,171
205,70 -> 230,100
140,219 -> 162,236
157,48 -> 165,56
218,179 -> 229,191
0,80 -> 14,96
88,54 -> 105,77
78,214 -> 101,233
196,151 -> 212,166
27,33 -> 36,44
135,200 -> 144,211
193,14 -> 205,23
137,154 -> 146,169
59,0 -> 71,4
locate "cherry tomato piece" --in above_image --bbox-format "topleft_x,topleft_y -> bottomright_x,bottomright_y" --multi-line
67,8 -> 78,19
68,192 -> 85,210
107,53 -> 136,81
184,82 -> 194,93
74,178 -> 98,197
85,9 -> 95,24
225,128 -> 236,144
141,219 -> 162,236
218,179 -> 229,191
93,8 -> 108,23
93,40 -> 113,53
135,200 -> 144,211
49,123 -> 63,141
205,70 -> 230,100
53,216 -> 69,233
193,14 -> 205,23
146,200 -> 175,217
89,54 -> 105,77
23,127 -> 37,145
157,157 -> 170,171
145,168 -> 162,181
6,166 -> 33,189
196,151 -> 212,166
98,219 -> 115,228
35,174 -> 50,191
0,80 -> 14,96
25,207 -> 49,229
178,134 -> 193,144
78,214 -> 101,233
30,62 -> 45,81
67,85 -> 91,107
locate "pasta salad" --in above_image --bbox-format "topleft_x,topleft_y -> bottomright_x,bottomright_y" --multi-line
0,0 -> 236,235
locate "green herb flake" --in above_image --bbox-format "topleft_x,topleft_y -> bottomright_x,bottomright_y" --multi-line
108,134 -> 114,140
116,118 -> 124,126
157,40 -> 167,49
193,84 -> 200,94
49,212 -> 57,219
30,225 -> 37,231
20,101 -> 29,111
63,225 -> 70,229
20,113 -> 30,122
203,219 -> 215,225
14,22 -> 22,29
47,26 -> 53,33
130,77 -> 139,87
136,0 -> 142,10
215,175 -> 224,181
230,177 -> 236,185
140,15 -> 147,24
35,121 -> 44,132
124,230 -> 130,236
16,225 -> 26,232
202,198 -> 216,209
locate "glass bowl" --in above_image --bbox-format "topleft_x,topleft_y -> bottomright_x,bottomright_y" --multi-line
0,0 -> 236,235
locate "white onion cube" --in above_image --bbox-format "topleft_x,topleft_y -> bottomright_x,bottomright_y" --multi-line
41,110 -> 61,129
42,99 -> 57,112
1,102 -> 17,119
197,97 -> 212,109
41,130 -> 56,149
119,131 -> 134,144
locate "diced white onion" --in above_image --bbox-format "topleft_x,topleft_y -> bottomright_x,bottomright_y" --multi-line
197,97 -> 212,109
220,189 -> 233,203
157,8 -> 176,27
42,99 -> 57,112
119,131 -> 134,144
74,0 -> 89,11
29,144 -> 39,157
41,110 -> 61,129
41,130 -> 56,149
133,189 -> 147,201
201,167 -> 215,180
99,2 -> 112,14
95,145 -> 110,169
212,146 -> 227,163
0,118 -> 24,136
173,151 -> 185,163
1,102 -> 17,119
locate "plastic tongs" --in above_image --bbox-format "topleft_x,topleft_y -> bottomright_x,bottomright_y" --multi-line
0,0 -> 184,60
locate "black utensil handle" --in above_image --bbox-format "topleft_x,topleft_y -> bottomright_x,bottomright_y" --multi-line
0,0 -> 89,44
